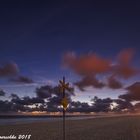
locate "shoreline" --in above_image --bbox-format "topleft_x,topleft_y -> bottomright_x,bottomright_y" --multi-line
0,114 -> 139,126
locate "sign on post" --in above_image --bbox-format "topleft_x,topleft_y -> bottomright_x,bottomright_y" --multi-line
59,77 -> 70,140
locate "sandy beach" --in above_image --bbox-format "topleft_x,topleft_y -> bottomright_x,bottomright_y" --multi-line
0,115 -> 140,140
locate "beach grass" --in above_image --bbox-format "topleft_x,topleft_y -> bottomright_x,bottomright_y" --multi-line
0,115 -> 140,140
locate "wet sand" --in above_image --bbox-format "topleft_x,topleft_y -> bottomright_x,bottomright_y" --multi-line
0,115 -> 140,140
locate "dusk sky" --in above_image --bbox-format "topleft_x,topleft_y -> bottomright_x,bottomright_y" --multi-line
0,1 -> 140,104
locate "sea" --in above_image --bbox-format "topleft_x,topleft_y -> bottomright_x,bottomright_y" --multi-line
0,116 -> 96,125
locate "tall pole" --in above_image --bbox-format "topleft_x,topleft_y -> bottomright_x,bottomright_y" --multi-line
59,76 -> 69,140
62,77 -> 66,140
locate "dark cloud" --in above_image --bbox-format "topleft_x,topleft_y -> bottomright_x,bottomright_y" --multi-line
70,101 -> 83,108
69,97 -> 115,113
36,85 -> 74,99
0,99 -> 45,112
36,85 -> 74,111
0,84 -> 75,112
36,85 -> 53,99
47,96 -> 62,112
113,99 -> 133,111
107,76 -> 123,89
0,100 -> 13,112
68,101 -> 91,112
91,96 -> 113,112
0,96 -> 23,112
91,97 -> 133,113
10,76 -> 34,84
11,95 -> 44,105
0,89 -> 6,96
47,86 -> 75,112
134,103 -> 140,110
0,93 -> 46,112
70,101 -> 90,109
0,91 -> 134,113
119,82 -> 140,101
68,97 -> 115,113
0,62 -> 19,77
74,76 -> 105,91
10,93 -> 19,99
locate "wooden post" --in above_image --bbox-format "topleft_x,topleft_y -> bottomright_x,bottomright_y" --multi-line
62,77 -> 66,140
59,76 -> 69,140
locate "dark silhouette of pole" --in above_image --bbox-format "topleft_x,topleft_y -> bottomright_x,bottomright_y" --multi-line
59,76 -> 69,140
62,77 -> 66,140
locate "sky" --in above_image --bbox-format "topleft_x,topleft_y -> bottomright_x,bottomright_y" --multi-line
0,1 -> 140,103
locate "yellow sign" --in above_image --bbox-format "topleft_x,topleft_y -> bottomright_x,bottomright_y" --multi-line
61,97 -> 68,110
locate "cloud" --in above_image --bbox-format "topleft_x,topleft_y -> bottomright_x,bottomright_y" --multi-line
107,76 -> 123,89
68,101 -> 91,112
47,96 -> 62,112
119,82 -> 140,101
0,89 -> 6,96
62,49 -> 139,90
10,76 -> 34,84
69,97 -> 114,113
11,96 -> 44,105
0,100 -> 13,112
9,94 -> 45,112
36,85 -> 75,99
68,97 -> 133,112
113,49 -> 139,79
118,48 -> 135,65
36,85 -> 53,99
113,99 -> 133,111
63,52 -> 110,90
0,62 -> 19,77
74,76 -> 105,91
0,90 -> 134,113
0,84 -> 75,112
47,86 -> 75,111
36,85 -> 74,112
0,93 -> 45,112
0,94 -> 24,112
112,65 -> 138,79
91,96 -> 113,112
63,52 -> 111,76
